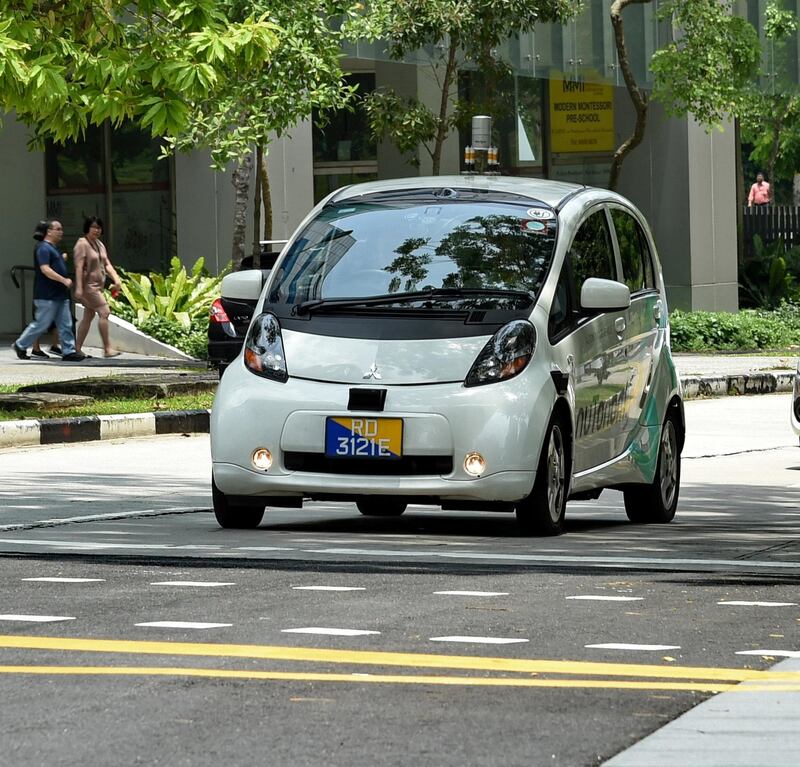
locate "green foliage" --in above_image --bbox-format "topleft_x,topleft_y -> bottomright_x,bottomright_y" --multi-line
0,2 -> 279,143
670,303 -> 800,352
168,0 -> 380,169
135,314 -> 210,359
109,256 -> 224,330
650,0 -> 761,126
739,236 -> 800,309
738,2 -> 800,185
107,257 -> 225,358
363,0 -> 577,170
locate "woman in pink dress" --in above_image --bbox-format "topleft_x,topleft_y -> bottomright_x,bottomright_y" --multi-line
73,216 -> 122,357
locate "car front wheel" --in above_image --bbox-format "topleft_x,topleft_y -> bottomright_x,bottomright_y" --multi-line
623,413 -> 680,524
356,498 -> 407,517
516,415 -> 568,536
212,478 -> 265,529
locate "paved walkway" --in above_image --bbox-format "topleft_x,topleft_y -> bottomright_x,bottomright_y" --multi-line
0,339 -> 795,387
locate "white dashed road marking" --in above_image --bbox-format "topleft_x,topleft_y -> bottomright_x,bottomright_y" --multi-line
292,586 -> 366,592
586,643 -> 681,651
150,581 -> 235,587
736,649 -> 800,658
434,591 -> 509,597
429,636 -> 529,645
282,628 -> 381,637
22,577 -> 105,583
718,600 -> 797,607
0,614 -> 75,623
135,621 -> 232,629
567,595 -> 643,602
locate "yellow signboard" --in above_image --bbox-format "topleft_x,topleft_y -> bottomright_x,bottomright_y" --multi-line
549,75 -> 614,153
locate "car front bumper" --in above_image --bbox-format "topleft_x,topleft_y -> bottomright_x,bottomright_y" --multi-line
210,360 -> 556,504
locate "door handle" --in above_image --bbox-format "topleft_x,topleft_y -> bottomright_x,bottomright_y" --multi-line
615,317 -> 626,334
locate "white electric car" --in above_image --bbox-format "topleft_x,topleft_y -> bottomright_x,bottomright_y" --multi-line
210,176 -> 684,535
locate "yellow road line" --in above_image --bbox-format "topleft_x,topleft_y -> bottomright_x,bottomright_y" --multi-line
0,665 -> 747,691
1,635 -> 797,683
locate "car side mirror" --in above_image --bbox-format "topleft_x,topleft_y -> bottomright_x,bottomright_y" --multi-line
580,278 -> 631,313
221,270 -> 265,301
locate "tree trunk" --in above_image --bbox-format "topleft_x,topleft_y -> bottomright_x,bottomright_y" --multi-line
431,35 -> 459,176
260,148 -> 272,242
608,0 -> 651,191
252,144 -> 262,266
231,153 -> 253,270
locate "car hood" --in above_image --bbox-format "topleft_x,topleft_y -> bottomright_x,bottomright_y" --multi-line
282,329 -> 490,385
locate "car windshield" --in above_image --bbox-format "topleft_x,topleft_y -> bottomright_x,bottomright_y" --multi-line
267,195 -> 557,312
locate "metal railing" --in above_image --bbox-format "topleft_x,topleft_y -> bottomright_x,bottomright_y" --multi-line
10,264 -> 36,333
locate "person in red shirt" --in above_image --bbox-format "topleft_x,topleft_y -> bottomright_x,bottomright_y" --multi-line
748,172 -> 771,206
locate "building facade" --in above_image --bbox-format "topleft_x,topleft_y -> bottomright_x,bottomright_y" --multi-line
0,1 -> 774,336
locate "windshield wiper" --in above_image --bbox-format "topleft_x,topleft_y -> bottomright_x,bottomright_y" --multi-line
293,287 -> 534,316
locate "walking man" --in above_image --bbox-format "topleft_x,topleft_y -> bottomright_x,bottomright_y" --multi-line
748,172 -> 771,207
12,219 -> 86,362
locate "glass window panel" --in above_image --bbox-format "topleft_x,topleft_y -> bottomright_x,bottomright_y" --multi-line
313,171 -> 378,203
45,125 -> 105,194
611,208 -> 645,292
569,209 -> 616,289
313,73 -> 377,164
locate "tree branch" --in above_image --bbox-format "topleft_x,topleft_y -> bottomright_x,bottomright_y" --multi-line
609,0 -> 651,190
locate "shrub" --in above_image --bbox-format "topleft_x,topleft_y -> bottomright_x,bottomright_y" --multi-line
135,315 -> 209,360
739,235 -> 800,309
108,256 -> 226,359
670,302 -> 800,351
109,256 -> 225,330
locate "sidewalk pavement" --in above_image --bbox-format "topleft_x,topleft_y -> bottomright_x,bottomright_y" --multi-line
0,344 -> 797,448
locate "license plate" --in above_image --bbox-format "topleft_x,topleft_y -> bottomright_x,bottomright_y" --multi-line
325,417 -> 403,459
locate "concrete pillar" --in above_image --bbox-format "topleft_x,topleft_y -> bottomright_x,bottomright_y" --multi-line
0,113 -> 46,335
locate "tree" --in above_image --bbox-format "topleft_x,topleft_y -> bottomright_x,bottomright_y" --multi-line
168,0 -> 381,266
609,0 -> 761,190
364,0 -> 577,175
0,1 -> 278,142
738,1 -> 800,198
0,1 -> 381,268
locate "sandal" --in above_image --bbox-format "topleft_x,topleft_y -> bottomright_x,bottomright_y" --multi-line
104,351 -> 122,358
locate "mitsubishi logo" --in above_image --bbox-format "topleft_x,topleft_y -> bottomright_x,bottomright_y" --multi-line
363,363 -> 382,380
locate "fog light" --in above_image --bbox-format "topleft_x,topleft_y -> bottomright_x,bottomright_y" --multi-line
251,448 -> 273,471
464,452 -> 486,477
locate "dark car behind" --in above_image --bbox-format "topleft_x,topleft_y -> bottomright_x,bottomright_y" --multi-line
207,242 -> 285,375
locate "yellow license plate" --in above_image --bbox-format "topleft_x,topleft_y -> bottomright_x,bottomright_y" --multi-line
325,417 -> 403,459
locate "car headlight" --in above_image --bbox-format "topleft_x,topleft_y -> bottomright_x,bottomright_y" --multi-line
465,320 -> 536,387
243,312 -> 288,382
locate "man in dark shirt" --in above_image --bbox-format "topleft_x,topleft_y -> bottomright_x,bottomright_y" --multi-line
13,220 -> 85,361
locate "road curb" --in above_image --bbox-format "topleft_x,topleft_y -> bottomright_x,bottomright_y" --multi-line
0,371 -> 793,448
0,409 -> 210,448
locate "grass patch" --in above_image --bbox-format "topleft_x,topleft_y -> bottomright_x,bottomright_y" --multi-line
0,392 -> 214,422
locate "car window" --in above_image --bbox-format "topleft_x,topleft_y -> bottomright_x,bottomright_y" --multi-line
548,265 -> 574,341
569,209 -> 616,290
267,196 -> 558,311
611,208 -> 655,293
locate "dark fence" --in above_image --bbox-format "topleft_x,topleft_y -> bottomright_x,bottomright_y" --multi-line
742,205 -> 800,259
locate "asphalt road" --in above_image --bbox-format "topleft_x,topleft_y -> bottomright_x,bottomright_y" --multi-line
0,393 -> 798,766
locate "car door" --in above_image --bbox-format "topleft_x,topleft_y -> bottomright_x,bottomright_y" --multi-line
608,206 -> 661,455
563,206 -> 631,473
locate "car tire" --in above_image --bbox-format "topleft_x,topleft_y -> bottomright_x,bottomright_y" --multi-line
623,413 -> 680,524
356,498 -> 407,517
212,478 -> 264,529
217,364 -> 228,379
516,413 -> 569,536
